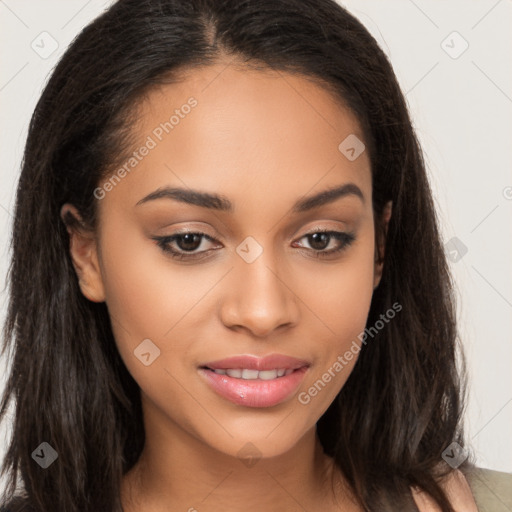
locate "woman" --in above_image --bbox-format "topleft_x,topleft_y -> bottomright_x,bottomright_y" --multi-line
0,0 -> 508,510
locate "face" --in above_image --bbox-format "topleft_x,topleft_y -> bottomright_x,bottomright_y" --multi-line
62,61 -> 390,460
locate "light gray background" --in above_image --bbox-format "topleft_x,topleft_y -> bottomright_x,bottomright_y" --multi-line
1,1 -> 511,493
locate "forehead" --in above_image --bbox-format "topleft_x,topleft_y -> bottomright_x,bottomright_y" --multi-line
99,62 -> 372,215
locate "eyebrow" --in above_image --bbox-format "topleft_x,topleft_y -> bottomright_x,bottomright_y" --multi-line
135,183 -> 364,212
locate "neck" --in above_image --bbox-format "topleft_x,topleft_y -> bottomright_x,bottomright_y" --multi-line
121,399 -> 348,512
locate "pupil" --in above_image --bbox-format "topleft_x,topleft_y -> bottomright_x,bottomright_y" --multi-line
179,233 -> 201,251
310,233 -> 329,250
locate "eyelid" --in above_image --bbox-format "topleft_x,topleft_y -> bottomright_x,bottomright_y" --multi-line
152,225 -> 356,262
157,223 -> 349,243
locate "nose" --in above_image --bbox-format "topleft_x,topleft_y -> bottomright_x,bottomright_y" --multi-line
219,247 -> 300,338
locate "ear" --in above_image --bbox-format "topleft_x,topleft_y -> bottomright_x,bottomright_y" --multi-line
373,200 -> 392,290
60,203 -> 106,303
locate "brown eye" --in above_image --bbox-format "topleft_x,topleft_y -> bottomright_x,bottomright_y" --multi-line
152,232 -> 220,260
174,233 -> 203,252
307,232 -> 331,251
293,230 -> 356,258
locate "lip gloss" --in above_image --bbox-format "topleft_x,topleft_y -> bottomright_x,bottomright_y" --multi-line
199,366 -> 308,408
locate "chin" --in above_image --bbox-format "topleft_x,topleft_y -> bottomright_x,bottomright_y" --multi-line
196,415 -> 317,463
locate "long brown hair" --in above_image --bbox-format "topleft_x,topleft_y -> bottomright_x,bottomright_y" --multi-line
0,0 -> 471,510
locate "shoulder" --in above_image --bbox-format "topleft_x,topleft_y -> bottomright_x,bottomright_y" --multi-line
465,466 -> 512,511
412,469 -> 479,511
411,467 -> 512,511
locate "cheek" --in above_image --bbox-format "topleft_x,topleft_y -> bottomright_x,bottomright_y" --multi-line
97,218 -> 179,363
296,231 -> 376,343
99,210 -> 207,330
97,216 -> 226,386
294,233 -> 376,407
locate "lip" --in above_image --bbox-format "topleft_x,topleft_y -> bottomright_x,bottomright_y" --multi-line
198,354 -> 310,408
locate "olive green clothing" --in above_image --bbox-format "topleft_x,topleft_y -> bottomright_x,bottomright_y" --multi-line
466,467 -> 512,511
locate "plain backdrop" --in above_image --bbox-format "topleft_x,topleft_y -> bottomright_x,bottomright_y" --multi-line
0,0 -> 511,494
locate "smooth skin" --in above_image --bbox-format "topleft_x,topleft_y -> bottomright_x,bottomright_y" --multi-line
61,60 -> 477,511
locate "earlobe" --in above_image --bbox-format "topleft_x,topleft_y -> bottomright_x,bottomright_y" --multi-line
373,201 -> 392,290
60,204 -> 106,303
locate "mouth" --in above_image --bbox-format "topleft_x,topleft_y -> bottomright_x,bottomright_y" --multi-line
198,354 -> 310,408
201,367 -> 296,379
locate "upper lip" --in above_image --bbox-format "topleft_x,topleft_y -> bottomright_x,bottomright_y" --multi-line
202,354 -> 311,371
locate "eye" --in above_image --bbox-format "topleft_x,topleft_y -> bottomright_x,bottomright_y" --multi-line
151,231 -> 220,261
292,229 -> 356,258
152,228 -> 356,261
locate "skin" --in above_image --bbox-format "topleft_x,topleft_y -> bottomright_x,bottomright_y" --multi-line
60,61 -> 476,511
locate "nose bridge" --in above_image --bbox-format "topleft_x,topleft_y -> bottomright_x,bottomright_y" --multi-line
220,235 -> 298,336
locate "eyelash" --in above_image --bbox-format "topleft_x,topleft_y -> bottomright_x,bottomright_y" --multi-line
152,229 -> 356,261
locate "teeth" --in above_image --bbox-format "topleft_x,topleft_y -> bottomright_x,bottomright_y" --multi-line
241,369 -> 259,379
258,370 -> 278,380
212,368 -> 292,380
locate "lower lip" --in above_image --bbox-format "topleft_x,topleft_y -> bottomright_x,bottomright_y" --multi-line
199,367 -> 309,408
